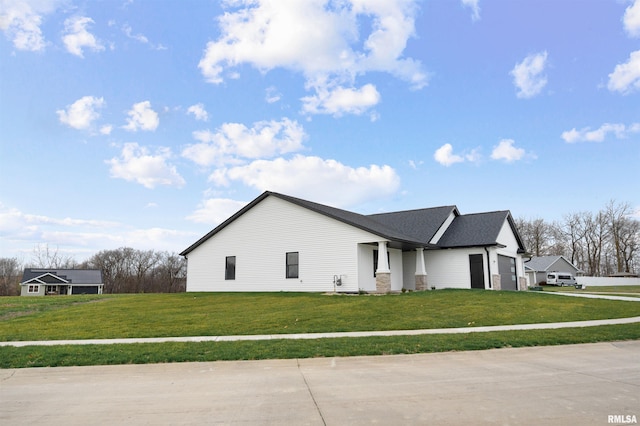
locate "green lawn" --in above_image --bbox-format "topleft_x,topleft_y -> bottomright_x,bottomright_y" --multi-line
1,290 -> 640,342
541,285 -> 640,298
1,290 -> 638,368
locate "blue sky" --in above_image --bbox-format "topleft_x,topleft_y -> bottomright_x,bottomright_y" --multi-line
1,0 -> 639,262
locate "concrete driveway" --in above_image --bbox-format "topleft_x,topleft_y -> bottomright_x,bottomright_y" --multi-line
1,341 -> 638,425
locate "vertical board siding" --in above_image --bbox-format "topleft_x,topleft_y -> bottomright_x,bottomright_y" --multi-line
186,196 -> 384,292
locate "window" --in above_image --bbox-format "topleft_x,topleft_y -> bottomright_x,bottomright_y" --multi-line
28,285 -> 39,293
225,256 -> 236,280
286,252 -> 299,279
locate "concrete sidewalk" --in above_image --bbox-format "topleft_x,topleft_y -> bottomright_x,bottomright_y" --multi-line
1,341 -> 638,425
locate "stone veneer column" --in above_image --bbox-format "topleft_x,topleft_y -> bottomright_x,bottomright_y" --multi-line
492,274 -> 502,290
414,247 -> 428,291
375,241 -> 391,293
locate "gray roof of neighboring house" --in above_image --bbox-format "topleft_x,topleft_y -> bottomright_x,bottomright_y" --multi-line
523,256 -> 578,272
180,191 -> 526,256
21,269 -> 103,285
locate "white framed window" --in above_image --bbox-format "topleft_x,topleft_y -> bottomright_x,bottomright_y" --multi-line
225,256 -> 236,280
28,284 -> 39,293
286,252 -> 299,279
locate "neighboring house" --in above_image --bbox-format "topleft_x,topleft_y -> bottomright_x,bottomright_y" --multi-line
524,256 -> 581,286
181,191 -> 527,293
20,269 -> 104,296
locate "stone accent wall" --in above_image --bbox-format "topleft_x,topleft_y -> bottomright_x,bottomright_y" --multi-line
415,274 -> 428,291
518,277 -> 528,291
492,274 -> 501,290
376,272 -> 391,293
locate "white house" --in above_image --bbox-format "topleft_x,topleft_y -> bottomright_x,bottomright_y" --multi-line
181,191 -> 527,293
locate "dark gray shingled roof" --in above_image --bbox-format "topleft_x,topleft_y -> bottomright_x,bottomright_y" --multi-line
181,191 -> 526,256
21,269 -> 103,284
437,211 -> 524,250
367,206 -> 457,244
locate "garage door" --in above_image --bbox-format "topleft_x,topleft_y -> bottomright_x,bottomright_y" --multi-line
71,286 -> 99,295
497,255 -> 517,290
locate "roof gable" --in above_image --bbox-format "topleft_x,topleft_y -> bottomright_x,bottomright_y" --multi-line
367,206 -> 458,245
437,211 -> 525,250
524,255 -> 579,273
180,191 -> 433,255
21,269 -> 103,285
180,191 -> 526,255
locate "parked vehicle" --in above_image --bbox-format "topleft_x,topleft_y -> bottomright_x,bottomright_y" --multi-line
546,272 -> 577,287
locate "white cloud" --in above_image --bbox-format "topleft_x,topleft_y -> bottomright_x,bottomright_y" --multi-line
187,103 -> 209,121
0,203 -> 196,259
123,101 -> 159,132
0,0 -> 62,51
510,51 -> 548,99
121,23 -> 166,50
608,50 -> 640,95
56,96 -> 105,130
624,0 -> 640,38
187,198 -> 248,225
461,0 -> 480,21
561,122 -> 640,143
62,16 -> 104,57
434,143 -> 465,166
107,143 -> 185,189
433,144 -> 482,166
122,23 -> 148,44
210,155 -> 400,209
301,83 -> 381,116
265,86 -> 281,104
182,118 -> 306,167
490,139 -> 525,162
99,124 -> 113,135
198,0 -> 426,115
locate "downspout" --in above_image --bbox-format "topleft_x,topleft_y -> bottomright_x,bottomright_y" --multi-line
484,247 -> 492,289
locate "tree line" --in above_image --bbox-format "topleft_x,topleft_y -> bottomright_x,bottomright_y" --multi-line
515,200 -> 639,276
0,247 -> 186,296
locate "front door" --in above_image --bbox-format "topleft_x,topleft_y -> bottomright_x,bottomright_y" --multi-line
469,254 -> 485,289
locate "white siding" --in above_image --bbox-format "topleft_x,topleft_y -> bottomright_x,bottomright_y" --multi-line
494,220 -> 526,286
358,244 -> 376,292
402,250 -> 417,290
425,248 -> 488,289
389,249 -> 404,291
185,196 -> 384,292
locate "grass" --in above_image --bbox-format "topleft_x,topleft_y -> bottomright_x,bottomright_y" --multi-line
1,290 -> 640,342
541,285 -> 640,298
1,323 -> 638,369
1,290 -> 638,368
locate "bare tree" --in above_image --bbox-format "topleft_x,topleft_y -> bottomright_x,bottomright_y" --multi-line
604,200 -> 640,273
85,247 -> 185,293
515,217 -> 556,257
29,244 -> 77,269
0,257 -> 22,296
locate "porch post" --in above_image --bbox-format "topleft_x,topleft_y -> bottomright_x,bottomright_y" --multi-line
375,241 -> 391,293
415,247 -> 428,291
